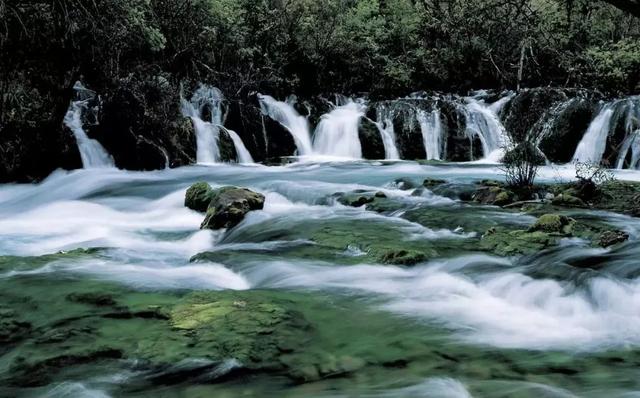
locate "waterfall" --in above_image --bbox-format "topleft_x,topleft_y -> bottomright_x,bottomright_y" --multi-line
614,97 -> 640,169
222,128 -> 254,164
313,101 -> 366,158
182,85 -> 254,164
374,105 -> 400,160
572,104 -> 614,164
181,85 -> 224,164
63,83 -> 114,169
257,94 -> 313,156
417,108 -> 444,160
461,95 -> 512,162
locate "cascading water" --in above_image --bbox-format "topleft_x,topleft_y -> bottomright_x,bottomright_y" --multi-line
313,100 -> 366,158
374,105 -> 401,160
572,104 -> 614,164
258,94 -> 313,156
222,127 -> 255,164
181,85 -> 224,164
417,108 -> 444,161
63,82 -> 114,169
461,94 -> 512,162
615,97 -> 640,169
182,85 -> 254,164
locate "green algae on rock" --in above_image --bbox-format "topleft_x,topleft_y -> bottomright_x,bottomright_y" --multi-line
184,181 -> 214,212
200,186 -> 265,230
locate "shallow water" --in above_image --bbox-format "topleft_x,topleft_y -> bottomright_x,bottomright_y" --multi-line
1,161 -> 640,397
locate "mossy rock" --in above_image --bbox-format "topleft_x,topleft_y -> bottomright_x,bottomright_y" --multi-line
378,249 -> 427,265
598,230 -> 630,248
552,193 -> 587,208
529,214 -> 575,234
201,186 -> 265,229
184,181 -> 214,212
473,185 -> 515,206
481,228 -> 556,256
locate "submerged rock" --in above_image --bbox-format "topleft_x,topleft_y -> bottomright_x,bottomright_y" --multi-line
184,181 -> 214,212
423,178 -> 447,188
481,228 -> 555,256
201,186 -> 265,230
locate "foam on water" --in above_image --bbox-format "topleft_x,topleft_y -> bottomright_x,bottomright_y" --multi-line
240,255 -> 640,351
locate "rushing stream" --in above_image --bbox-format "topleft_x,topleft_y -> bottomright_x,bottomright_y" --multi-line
1,161 -> 640,397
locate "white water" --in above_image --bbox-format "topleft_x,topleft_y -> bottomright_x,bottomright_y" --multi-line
616,129 -> 640,170
374,105 -> 401,160
182,85 -> 255,164
417,108 -> 444,160
462,95 -> 512,162
615,98 -> 640,169
572,105 -> 614,164
313,101 -> 366,158
258,94 -> 313,156
63,83 -> 114,169
181,85 -> 224,163
223,127 -> 254,164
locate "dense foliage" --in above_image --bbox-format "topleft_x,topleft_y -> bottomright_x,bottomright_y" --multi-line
1,0 -> 639,103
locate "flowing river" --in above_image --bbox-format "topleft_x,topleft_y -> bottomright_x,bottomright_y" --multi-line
1,161 -> 640,397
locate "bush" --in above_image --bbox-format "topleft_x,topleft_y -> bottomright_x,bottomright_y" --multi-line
502,141 -> 546,189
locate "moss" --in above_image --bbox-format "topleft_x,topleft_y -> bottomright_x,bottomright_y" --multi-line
200,186 -> 265,229
184,181 -> 214,212
481,228 -> 556,256
530,214 -> 575,234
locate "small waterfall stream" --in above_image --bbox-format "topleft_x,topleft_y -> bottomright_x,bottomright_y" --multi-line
417,108 -> 444,160
572,97 -> 640,168
182,85 -> 254,164
258,95 -> 313,156
572,104 -> 614,164
461,94 -> 512,162
181,85 -> 224,164
313,101 -> 366,158
222,127 -> 255,164
374,105 -> 401,160
63,82 -> 115,169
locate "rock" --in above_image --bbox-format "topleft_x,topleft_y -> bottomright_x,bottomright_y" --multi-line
200,186 -> 265,229
184,182 -> 214,212
359,117 -> 386,159
423,178 -> 447,188
598,231 -> 630,248
552,194 -> 587,207
375,191 -> 387,198
378,249 -> 427,265
481,229 -> 556,256
530,214 -> 575,234
473,186 -> 515,206
394,178 -> 418,190
338,194 -> 375,207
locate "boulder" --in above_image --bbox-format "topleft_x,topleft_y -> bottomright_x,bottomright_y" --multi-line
473,186 -> 515,206
530,214 -> 575,234
598,230 -> 630,248
201,187 -> 265,230
184,182 -> 214,212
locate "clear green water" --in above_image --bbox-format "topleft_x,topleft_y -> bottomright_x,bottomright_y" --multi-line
0,162 -> 639,397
